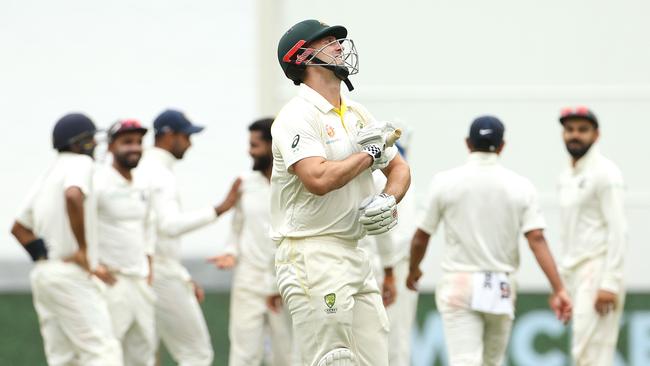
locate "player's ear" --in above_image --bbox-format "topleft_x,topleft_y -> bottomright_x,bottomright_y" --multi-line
496,141 -> 506,155
465,137 -> 473,152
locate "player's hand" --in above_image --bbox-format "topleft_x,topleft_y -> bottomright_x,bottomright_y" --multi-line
356,122 -> 389,162
191,280 -> 205,303
359,193 -> 398,235
215,178 -> 242,216
93,264 -> 117,286
266,294 -> 283,313
382,271 -> 397,307
206,254 -> 237,270
549,288 -> 572,324
594,289 -> 617,316
406,267 -> 422,291
63,249 -> 91,273
146,270 -> 154,286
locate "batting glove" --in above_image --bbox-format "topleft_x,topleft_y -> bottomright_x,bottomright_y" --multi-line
359,193 -> 398,235
356,122 -> 389,161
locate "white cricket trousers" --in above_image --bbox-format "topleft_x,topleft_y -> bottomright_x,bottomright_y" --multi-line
228,260 -> 295,366
564,255 -> 625,366
385,258 -> 418,366
275,237 -> 390,366
153,259 -> 213,366
436,272 -> 514,366
30,260 -> 122,366
105,274 -> 156,366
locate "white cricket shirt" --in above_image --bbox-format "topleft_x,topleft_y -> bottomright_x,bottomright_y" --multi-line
95,165 -> 153,277
223,171 -> 279,293
557,146 -> 626,293
270,83 -> 394,242
136,147 -> 217,260
16,152 -> 99,268
417,152 -> 546,273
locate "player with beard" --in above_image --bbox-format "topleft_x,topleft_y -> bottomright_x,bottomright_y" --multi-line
94,119 -> 157,366
557,107 -> 627,366
136,109 -> 240,365
208,118 -> 297,366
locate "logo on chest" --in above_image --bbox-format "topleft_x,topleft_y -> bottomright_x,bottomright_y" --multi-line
325,124 -> 336,138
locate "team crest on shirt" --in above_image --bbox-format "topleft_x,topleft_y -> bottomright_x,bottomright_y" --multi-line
325,124 -> 336,137
324,293 -> 337,314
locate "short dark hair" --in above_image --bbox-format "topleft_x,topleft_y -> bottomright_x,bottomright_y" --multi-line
248,118 -> 273,142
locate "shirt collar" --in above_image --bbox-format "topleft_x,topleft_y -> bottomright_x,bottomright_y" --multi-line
467,151 -> 499,165
147,146 -> 176,169
298,83 -> 338,114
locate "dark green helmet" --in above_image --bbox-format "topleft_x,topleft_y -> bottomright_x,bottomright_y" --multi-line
277,19 -> 352,87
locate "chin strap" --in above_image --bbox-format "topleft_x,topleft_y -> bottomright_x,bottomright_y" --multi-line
312,57 -> 354,91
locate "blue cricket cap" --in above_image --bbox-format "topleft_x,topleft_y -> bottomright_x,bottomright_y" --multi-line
153,109 -> 204,136
468,115 -> 505,152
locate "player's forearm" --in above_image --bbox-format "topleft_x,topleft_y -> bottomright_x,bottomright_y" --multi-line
409,229 -> 430,271
11,221 -> 37,245
381,155 -> 411,203
526,230 -> 564,293
157,206 -> 216,237
305,153 -> 373,195
65,187 -> 88,251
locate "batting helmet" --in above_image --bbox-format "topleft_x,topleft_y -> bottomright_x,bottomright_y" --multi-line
52,113 -> 97,150
277,19 -> 357,90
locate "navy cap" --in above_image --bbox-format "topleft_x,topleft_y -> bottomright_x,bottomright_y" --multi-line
52,113 -> 97,149
559,106 -> 598,127
108,118 -> 148,142
153,109 -> 204,136
468,115 -> 505,152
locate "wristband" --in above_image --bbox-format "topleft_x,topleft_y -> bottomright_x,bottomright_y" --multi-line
25,238 -> 48,262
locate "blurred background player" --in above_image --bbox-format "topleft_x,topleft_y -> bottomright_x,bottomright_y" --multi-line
136,109 -> 240,365
10,113 -> 122,365
272,19 -> 411,366
557,107 -> 627,366
208,117 -> 297,366
407,116 -> 572,366
358,125 -> 418,366
95,119 -> 156,366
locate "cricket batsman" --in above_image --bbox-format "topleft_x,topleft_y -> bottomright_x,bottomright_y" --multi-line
272,19 -> 411,366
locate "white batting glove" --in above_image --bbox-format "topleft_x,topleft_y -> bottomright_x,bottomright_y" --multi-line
359,193 -> 398,235
356,122 -> 390,162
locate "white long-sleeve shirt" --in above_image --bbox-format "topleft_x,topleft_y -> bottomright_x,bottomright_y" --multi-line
223,171 -> 277,294
557,146 -> 627,293
95,165 -> 153,277
417,152 -> 546,273
136,147 -> 217,262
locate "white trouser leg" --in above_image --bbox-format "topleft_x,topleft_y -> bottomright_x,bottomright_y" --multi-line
275,238 -> 389,366
228,282 -> 266,366
436,272 -> 513,366
566,257 -> 625,366
31,261 -> 122,366
105,275 -> 156,366
385,258 -> 419,366
153,264 -> 213,366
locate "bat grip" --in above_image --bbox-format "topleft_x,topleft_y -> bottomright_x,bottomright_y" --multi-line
385,128 -> 402,147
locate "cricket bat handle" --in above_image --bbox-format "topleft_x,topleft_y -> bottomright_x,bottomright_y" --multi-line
385,128 -> 402,147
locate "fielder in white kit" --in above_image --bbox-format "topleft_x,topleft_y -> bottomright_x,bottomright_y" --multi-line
273,19 -> 411,366
11,113 -> 122,366
95,119 -> 156,366
407,116 -> 572,366
556,106 -> 627,366
208,118 -> 295,366
136,109 -> 239,365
